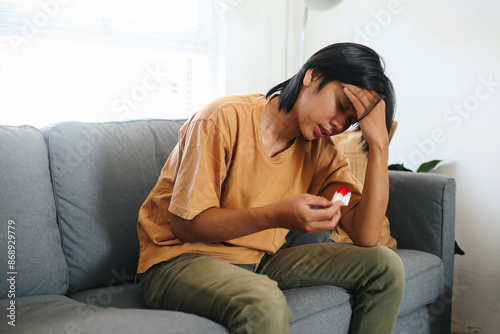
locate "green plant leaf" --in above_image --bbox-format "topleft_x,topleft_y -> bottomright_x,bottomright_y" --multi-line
416,160 -> 442,173
388,163 -> 413,172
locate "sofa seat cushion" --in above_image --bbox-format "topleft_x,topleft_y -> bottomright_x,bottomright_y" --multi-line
285,285 -> 352,334
395,249 -> 444,315
0,295 -> 228,334
394,305 -> 434,334
42,120 -> 183,293
0,125 -> 68,297
69,283 -> 147,309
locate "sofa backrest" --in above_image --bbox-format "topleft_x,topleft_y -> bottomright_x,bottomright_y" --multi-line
0,126 -> 68,297
42,120 -> 182,293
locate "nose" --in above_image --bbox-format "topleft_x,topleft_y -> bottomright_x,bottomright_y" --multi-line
330,117 -> 349,133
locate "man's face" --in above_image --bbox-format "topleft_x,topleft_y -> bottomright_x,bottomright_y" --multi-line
294,77 -> 358,141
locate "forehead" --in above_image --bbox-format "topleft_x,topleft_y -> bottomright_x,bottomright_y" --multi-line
318,80 -> 348,103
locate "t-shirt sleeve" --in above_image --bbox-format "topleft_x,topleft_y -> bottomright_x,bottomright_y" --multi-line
168,119 -> 230,220
312,148 -> 363,217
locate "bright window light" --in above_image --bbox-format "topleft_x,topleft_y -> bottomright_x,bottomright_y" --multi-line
0,0 -> 224,127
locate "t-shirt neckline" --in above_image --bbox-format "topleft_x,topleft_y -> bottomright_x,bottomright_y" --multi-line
255,96 -> 301,164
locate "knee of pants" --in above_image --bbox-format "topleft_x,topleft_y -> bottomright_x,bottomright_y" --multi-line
228,282 -> 291,334
364,246 -> 405,293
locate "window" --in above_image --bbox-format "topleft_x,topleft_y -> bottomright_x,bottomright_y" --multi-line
0,0 -> 224,127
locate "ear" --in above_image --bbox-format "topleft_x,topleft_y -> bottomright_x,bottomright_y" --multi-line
303,68 -> 321,87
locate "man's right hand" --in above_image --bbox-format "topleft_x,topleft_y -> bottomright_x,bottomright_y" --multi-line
271,194 -> 342,234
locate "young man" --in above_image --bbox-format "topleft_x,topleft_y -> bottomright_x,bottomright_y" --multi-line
136,43 -> 405,334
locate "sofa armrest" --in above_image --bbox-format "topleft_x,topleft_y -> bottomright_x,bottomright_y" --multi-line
386,171 -> 456,284
387,171 -> 456,333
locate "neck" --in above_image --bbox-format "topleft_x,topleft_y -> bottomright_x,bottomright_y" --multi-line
262,96 -> 301,144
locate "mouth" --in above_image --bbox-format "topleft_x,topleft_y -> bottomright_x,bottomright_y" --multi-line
318,125 -> 331,137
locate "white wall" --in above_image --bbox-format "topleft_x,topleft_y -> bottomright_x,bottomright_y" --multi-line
225,0 -> 500,333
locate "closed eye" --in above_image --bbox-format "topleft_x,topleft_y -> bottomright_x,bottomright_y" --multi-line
339,100 -> 357,126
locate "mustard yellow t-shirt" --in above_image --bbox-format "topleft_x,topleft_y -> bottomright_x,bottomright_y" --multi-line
136,94 -> 363,274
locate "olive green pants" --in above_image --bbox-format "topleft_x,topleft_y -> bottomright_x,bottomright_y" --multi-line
140,243 -> 405,334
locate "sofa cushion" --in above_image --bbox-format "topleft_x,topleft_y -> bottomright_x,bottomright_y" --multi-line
69,283 -> 147,309
394,304 -> 433,334
42,120 -> 183,293
395,249 -> 444,315
0,125 -> 68,297
0,295 -> 228,334
286,285 -> 352,334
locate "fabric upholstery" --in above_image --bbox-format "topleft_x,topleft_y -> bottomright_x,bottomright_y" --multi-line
394,249 -> 444,315
42,120 -> 183,293
393,305 -> 433,334
387,171 -> 456,285
0,126 -> 67,297
0,295 -> 228,334
69,284 -> 147,309
285,285 -> 352,334
387,170 -> 456,334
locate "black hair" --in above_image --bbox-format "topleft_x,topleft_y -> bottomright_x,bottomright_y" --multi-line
266,42 -> 395,152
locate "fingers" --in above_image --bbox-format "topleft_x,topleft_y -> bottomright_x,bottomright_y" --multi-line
306,194 -> 333,209
283,194 -> 342,233
341,83 -> 388,148
341,83 -> 382,121
307,200 -> 342,224
341,83 -> 380,105
306,202 -> 342,233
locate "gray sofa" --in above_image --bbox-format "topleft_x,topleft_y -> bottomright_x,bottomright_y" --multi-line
0,119 -> 456,334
